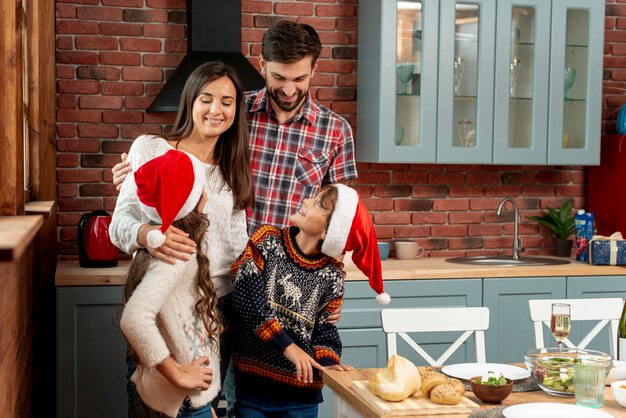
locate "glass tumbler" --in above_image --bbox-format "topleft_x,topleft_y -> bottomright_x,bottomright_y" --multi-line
574,362 -> 609,408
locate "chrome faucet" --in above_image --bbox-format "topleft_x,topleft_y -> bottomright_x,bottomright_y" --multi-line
497,197 -> 521,260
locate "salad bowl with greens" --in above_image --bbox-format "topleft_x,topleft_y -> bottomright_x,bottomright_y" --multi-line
470,371 -> 513,403
524,348 -> 612,396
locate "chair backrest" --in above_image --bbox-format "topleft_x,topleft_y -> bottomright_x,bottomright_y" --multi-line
528,298 -> 623,357
380,307 -> 490,366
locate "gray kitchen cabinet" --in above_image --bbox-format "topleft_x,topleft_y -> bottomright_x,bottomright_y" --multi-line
57,286 -> 128,418
356,0 -> 604,165
482,277 -> 566,363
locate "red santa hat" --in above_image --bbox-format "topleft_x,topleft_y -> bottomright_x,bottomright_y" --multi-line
133,149 -> 206,248
321,184 -> 390,305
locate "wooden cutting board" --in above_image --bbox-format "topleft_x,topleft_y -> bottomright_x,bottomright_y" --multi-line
351,381 -> 480,416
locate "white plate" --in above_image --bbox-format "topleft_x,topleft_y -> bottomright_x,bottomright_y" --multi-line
502,402 -> 614,418
441,363 -> 530,381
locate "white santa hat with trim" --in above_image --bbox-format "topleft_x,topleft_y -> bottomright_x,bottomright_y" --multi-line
321,184 -> 390,305
133,149 -> 206,248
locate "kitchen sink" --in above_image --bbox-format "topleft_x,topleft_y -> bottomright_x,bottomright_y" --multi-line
446,255 -> 571,266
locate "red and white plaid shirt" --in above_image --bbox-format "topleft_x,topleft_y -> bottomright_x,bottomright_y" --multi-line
245,88 -> 358,234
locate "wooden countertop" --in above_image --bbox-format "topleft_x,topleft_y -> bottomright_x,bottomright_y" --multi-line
0,215 -> 44,261
323,368 -> 624,418
55,257 -> 626,286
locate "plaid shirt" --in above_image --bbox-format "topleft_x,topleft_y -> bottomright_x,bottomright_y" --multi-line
244,88 -> 357,235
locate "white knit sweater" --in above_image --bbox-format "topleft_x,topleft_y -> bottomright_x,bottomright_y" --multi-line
109,135 -> 249,297
120,257 -> 221,417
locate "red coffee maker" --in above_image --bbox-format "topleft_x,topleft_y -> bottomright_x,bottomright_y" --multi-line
78,210 -> 119,268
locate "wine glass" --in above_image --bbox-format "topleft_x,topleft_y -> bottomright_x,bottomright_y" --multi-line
551,303 -> 571,352
563,67 -> 576,100
453,56 -> 464,96
510,58 -> 521,97
396,62 -> 414,95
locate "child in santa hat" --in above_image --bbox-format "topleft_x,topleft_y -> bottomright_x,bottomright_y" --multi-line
230,183 -> 389,418
120,149 -> 222,418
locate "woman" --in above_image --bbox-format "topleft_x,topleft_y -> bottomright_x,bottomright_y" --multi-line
110,61 -> 253,417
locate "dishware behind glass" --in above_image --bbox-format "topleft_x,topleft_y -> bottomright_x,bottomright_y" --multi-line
551,303 -> 571,352
395,126 -> 404,145
564,67 -> 576,100
457,118 -> 475,147
510,58 -> 521,96
574,362 -> 609,408
396,62 -> 414,95
453,56 -> 464,96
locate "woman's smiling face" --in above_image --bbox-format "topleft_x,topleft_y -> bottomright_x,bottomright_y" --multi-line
191,75 -> 237,140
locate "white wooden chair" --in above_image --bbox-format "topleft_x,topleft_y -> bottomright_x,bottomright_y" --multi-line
380,307 -> 490,366
528,298 -> 624,357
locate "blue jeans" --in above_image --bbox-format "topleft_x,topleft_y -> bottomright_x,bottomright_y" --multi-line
234,391 -> 318,418
135,397 -> 213,418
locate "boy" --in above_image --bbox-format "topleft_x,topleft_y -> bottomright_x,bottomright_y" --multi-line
230,184 -> 390,417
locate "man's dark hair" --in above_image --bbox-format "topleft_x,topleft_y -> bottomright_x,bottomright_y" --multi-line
261,20 -> 323,65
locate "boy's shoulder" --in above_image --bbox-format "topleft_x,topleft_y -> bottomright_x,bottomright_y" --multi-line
249,224 -> 283,244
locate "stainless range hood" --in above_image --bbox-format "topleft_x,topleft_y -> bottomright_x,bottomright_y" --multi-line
148,0 -> 265,112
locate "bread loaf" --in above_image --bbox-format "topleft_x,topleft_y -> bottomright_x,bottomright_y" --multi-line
369,355 -> 421,402
446,378 -> 466,396
430,383 -> 463,405
420,372 -> 448,397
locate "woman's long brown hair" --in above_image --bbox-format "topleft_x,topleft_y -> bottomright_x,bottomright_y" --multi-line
125,206 -> 223,347
163,61 -> 253,210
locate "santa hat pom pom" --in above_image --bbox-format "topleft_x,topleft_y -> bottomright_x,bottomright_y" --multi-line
376,292 -> 391,306
147,229 -> 166,249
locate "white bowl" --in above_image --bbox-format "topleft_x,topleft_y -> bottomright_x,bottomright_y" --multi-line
607,360 -> 626,385
610,379 -> 626,407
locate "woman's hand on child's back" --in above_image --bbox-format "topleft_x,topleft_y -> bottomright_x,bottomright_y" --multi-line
283,343 -> 324,384
138,224 -> 197,264
157,355 -> 214,391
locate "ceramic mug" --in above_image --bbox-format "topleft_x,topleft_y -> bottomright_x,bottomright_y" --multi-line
377,241 -> 390,260
394,241 -> 425,260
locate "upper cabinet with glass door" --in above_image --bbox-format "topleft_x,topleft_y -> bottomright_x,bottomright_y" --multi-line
356,0 -> 604,165
356,0 -> 439,163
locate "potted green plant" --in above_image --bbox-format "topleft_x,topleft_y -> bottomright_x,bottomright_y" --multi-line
526,202 -> 576,257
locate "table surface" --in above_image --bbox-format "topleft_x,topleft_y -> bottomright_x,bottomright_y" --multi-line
322,368 -> 624,418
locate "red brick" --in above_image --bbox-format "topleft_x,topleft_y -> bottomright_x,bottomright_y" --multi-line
143,113 -> 177,124
100,52 -> 141,66
77,124 -> 119,138
102,140 -> 133,154
123,9 -> 168,23
56,65 -> 75,79
121,124 -> 162,139
242,28 -> 265,43
120,38 -> 162,52
374,226 -> 395,240
316,60 -> 354,73
143,54 -> 185,67
146,83 -> 165,96
58,154 -> 79,167
448,186 -> 483,197
318,32 -> 351,45
468,198 -> 502,210
57,51 -> 99,65
483,185 -> 521,196
77,65 -> 120,81
242,1 -> 273,14
79,96 -> 123,110
81,154 -> 124,167
57,125 -> 77,138
58,213 -> 82,227
296,17 -> 335,31
77,6 -> 123,21
101,81 -> 144,96
164,39 -> 187,53
122,67 -> 163,82
394,199 -> 432,211
468,224 -> 503,236
56,4 -> 77,18
99,22 -> 143,36
411,212 -> 447,224
57,36 -> 73,50
146,0 -> 186,9
330,101 -> 356,114
75,36 -> 118,50
336,17 -> 358,31
274,2 -> 313,15
58,169 -> 102,183
555,185 -> 585,197
394,226 -> 429,238
316,5 -> 356,17
56,20 -> 99,34
362,198 -> 393,211
448,212 -> 483,224
57,184 -> 78,198
391,171 -> 428,184
537,170 -> 573,183
522,185 -> 555,196
57,80 -> 100,94
351,185 -> 373,198
431,225 -> 468,237
374,212 -> 411,225
310,73 -> 334,87
57,95 -> 77,109
427,173 -> 465,184
104,197 -> 119,212
466,172 -> 501,184
57,139 -> 100,152
486,237 -> 515,248
124,96 -> 157,110
58,197 -> 103,212
432,199 -> 469,211
373,185 -> 412,197
57,109 -> 102,123
103,0 -> 143,6
144,24 -> 185,38
103,111 -> 143,124
337,74 -> 357,87
448,237 -> 485,250
411,186 -> 447,198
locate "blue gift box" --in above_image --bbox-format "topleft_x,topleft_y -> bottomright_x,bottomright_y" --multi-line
588,235 -> 626,265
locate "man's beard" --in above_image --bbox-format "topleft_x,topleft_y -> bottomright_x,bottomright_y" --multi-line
267,87 -> 307,112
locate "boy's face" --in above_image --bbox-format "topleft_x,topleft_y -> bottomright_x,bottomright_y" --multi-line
290,191 -> 332,240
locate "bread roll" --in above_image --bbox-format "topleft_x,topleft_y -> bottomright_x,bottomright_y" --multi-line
446,378 -> 465,396
420,372 -> 447,397
430,383 -> 463,405
417,366 -> 438,380
369,355 -> 421,402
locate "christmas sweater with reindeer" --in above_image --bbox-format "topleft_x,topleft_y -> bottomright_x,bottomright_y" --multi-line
231,225 -> 345,404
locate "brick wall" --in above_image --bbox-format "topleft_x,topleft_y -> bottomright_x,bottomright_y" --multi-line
55,0 -> 625,259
